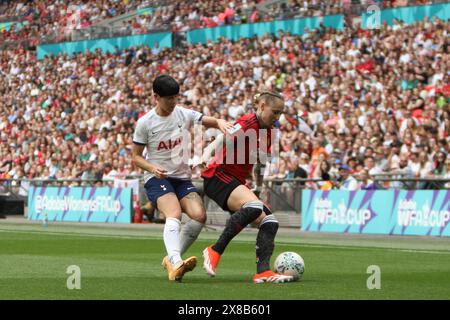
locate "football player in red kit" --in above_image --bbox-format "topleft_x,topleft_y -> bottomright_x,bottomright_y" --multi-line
201,91 -> 295,283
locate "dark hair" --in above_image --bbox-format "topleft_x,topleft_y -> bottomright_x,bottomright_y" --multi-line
152,75 -> 180,97
321,160 -> 331,173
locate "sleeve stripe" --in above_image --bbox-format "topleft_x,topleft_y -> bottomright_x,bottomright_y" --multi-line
198,114 -> 204,122
243,118 -> 258,128
133,141 -> 147,146
242,114 -> 258,126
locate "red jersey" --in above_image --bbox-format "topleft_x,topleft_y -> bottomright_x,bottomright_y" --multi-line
202,114 -> 273,184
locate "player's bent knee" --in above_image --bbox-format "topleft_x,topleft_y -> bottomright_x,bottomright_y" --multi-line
263,205 -> 273,216
184,204 -> 206,224
250,220 -> 260,228
163,211 -> 183,220
242,200 -> 264,210
258,214 -> 279,229
252,212 -> 266,227
239,200 -> 264,223
191,211 -> 206,224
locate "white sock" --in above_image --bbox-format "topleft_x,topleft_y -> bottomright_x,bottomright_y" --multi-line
164,217 -> 182,266
180,219 -> 204,255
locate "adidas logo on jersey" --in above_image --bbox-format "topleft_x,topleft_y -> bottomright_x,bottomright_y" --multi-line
157,138 -> 182,151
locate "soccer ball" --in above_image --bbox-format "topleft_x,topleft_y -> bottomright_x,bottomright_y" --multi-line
273,251 -> 305,280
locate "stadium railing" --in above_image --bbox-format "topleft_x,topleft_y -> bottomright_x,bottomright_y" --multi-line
69,24 -> 171,42
261,176 -> 450,214
1,176 -> 449,215
0,15 -> 19,23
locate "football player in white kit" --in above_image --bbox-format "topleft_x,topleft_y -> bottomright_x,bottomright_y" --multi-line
132,75 -> 232,282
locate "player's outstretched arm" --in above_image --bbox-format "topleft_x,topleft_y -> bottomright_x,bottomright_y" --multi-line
201,116 -> 233,134
194,121 -> 245,169
200,133 -> 224,166
199,120 -> 243,165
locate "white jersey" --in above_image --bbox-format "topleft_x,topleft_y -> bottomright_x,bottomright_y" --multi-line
133,105 -> 203,183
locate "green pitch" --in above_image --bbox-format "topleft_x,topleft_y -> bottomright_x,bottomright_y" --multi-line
0,221 -> 449,300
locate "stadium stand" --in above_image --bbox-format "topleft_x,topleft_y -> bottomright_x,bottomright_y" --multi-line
0,0 -> 163,45
0,0 -> 448,197
1,0 -> 432,46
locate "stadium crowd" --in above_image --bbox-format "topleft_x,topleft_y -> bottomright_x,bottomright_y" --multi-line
162,0 -> 433,33
0,0 -> 157,45
0,0 -> 431,46
0,8 -> 449,191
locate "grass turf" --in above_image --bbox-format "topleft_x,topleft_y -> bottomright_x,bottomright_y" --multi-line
0,222 -> 449,300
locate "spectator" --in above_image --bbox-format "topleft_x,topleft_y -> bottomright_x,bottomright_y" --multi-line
298,153 -> 311,175
312,157 -> 332,190
416,151 -> 434,189
281,122 -> 298,152
390,154 -> 415,189
432,152 -> 447,177
285,157 -> 306,180
358,169 -> 378,190
429,152 -> 447,189
364,156 -> 383,176
282,157 -> 303,204
311,139 -> 328,167
336,165 -> 358,191
444,159 -> 450,189
80,161 -> 96,182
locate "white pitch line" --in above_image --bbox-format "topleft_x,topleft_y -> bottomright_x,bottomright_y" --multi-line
1,228 -> 449,255
0,228 -> 158,240
276,242 -> 450,255
394,249 -> 450,255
